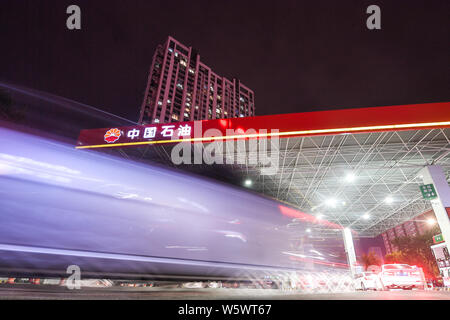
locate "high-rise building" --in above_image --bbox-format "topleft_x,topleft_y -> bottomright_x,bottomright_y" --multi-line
139,36 -> 255,124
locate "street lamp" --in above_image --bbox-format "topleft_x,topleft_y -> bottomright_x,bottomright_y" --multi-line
345,172 -> 356,183
384,196 -> 394,204
325,198 -> 337,208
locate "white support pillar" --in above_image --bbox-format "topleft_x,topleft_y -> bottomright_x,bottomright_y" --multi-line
343,228 -> 357,276
420,165 -> 450,254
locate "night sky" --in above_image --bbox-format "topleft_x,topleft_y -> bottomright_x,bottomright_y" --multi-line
0,0 -> 448,122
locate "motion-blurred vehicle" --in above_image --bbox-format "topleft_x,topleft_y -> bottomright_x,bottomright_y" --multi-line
221,281 -> 240,289
17,278 -> 30,284
181,282 -> 204,289
206,281 -> 221,288
252,279 -> 279,289
378,264 -> 424,290
295,275 -> 315,291
120,281 -> 152,288
0,125 -> 350,285
42,278 -> 63,286
353,271 -> 379,291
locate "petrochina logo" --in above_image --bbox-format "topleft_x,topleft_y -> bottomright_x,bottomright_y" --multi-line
104,128 -> 121,143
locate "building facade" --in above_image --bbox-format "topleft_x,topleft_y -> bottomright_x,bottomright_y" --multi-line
381,210 -> 438,255
139,36 -> 255,125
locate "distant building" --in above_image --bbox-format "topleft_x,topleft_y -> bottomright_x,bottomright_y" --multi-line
381,210 -> 438,255
139,36 -> 255,124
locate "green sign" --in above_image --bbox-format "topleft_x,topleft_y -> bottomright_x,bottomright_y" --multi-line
433,234 -> 444,244
420,184 -> 437,200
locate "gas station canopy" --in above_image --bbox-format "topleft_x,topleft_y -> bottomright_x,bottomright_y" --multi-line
77,102 -> 450,237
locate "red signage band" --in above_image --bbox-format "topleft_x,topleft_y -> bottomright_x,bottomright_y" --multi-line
76,102 -> 450,149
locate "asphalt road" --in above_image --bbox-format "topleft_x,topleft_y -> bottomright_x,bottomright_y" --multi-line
0,284 -> 449,300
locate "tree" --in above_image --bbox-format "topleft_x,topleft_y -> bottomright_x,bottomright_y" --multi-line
384,250 -> 406,264
387,225 -> 441,278
361,251 -> 381,271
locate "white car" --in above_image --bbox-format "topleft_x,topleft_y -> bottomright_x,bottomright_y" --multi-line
378,264 -> 424,290
354,272 -> 380,291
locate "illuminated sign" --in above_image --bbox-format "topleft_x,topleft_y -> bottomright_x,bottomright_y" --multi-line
433,234 -> 444,244
419,184 -> 437,200
124,123 -> 192,140
104,128 -> 121,143
82,122 -> 194,148
76,102 -> 450,149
